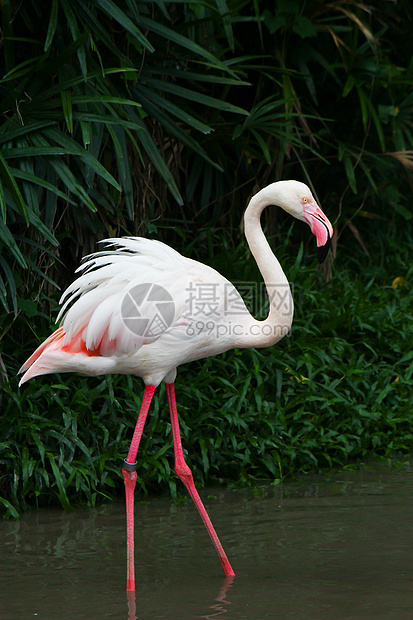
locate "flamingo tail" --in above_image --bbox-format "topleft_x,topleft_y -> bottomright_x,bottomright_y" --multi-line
18,326 -> 110,386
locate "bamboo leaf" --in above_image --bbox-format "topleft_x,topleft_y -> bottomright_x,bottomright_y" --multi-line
253,0 -> 264,48
0,152 -> 29,223
343,154 -> 357,193
0,218 -> 27,268
0,273 -> 9,312
49,457 -> 71,510
251,129 -> 271,164
44,0 -> 59,51
59,0 -> 87,78
138,84 -> 213,134
2,53 -> 48,82
365,97 -> 386,152
1,0 -> 15,74
61,91 -> 73,134
139,93 -> 222,170
0,256 -> 17,315
24,255 -> 59,288
0,121 -> 57,143
94,0 -> 155,52
127,109 -> 183,204
48,158 -> 98,212
38,67 -> 139,100
10,168 -> 77,205
71,112 -> 145,131
71,95 -> 142,108
80,121 -> 92,148
43,128 -> 122,191
75,2 -> 133,62
149,67 -> 250,86
26,211 -> 58,247
215,0 -> 234,50
106,126 -> 134,219
356,86 -> 368,131
142,77 -> 248,115
0,177 -> 6,221
139,16 -> 237,76
18,155 -> 39,217
27,134 -> 96,212
0,497 -> 19,519
3,147 -> 78,158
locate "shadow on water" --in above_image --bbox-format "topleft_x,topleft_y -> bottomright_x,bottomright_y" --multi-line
0,459 -> 412,619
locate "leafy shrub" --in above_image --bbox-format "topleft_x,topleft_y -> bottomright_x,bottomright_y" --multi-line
2,221 -> 412,516
1,0 -> 413,516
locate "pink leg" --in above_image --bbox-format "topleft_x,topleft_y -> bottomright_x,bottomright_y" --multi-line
122,384 -> 156,592
165,382 -> 235,577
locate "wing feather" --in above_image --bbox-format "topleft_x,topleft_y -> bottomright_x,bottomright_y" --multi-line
57,237 -> 192,356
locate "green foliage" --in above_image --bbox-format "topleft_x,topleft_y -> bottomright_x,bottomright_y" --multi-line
0,0 -> 247,314
2,0 -> 413,310
1,0 -> 413,516
1,220 -> 412,516
0,374 -> 173,513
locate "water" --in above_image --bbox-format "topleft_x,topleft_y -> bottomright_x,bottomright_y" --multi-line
0,460 -> 412,619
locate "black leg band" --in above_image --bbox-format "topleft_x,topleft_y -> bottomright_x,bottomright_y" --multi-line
123,459 -> 137,472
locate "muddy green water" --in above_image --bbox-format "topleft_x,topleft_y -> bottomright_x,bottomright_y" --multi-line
0,460 -> 412,619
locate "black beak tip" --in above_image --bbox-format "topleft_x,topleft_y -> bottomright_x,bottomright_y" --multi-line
317,233 -> 331,264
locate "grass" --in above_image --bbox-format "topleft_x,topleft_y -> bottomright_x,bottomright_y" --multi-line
1,219 -> 413,518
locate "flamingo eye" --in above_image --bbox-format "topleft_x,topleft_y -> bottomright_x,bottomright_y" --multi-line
302,197 -> 308,204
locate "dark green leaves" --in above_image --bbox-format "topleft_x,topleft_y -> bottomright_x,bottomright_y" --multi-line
0,0 -> 248,313
1,0 -> 413,518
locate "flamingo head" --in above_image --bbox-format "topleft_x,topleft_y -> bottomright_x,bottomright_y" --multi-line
276,181 -> 334,264
302,195 -> 333,264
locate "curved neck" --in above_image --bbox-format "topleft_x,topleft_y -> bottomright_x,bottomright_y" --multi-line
240,185 -> 293,347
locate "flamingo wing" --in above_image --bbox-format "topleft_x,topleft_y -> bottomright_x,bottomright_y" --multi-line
18,237 -> 227,384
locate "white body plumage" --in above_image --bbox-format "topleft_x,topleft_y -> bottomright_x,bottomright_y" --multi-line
19,181 -> 333,387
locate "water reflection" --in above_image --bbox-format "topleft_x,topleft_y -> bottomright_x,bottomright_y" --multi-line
126,574 -> 234,620
127,591 -> 137,620
200,575 -> 234,619
0,459 -> 412,619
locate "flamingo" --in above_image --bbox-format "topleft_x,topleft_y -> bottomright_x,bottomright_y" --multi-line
18,180 -> 333,591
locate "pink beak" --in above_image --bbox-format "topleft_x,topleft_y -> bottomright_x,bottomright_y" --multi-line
303,204 -> 334,263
